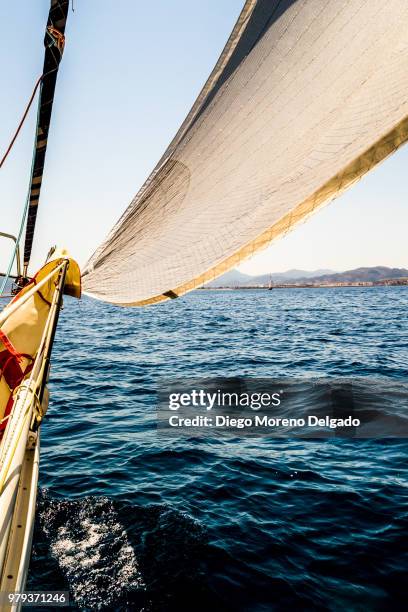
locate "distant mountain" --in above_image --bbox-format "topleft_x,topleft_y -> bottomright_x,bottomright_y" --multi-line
207,268 -> 335,287
206,269 -> 253,286
206,266 -> 408,287
307,266 -> 408,284
271,269 -> 334,280
248,269 -> 335,285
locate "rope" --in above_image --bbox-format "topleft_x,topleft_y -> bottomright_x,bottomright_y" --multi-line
46,26 -> 65,54
32,389 -> 45,421
0,413 -> 10,426
0,401 -> 31,494
0,79 -> 44,296
0,75 -> 42,170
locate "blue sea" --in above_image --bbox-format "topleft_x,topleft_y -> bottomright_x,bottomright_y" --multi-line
27,287 -> 407,611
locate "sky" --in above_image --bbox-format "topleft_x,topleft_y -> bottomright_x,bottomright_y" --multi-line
0,0 -> 407,277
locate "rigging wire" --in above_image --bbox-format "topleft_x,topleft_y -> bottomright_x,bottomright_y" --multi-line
0,85 -> 43,296
0,75 -> 43,170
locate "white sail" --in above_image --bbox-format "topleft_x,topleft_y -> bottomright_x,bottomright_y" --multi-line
82,0 -> 408,306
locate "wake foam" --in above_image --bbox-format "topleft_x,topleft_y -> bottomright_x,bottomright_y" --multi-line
38,492 -> 145,610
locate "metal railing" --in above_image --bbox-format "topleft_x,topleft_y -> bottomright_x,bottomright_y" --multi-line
0,232 -> 21,280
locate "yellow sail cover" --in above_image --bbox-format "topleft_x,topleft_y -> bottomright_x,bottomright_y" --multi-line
82,0 -> 408,306
0,255 -> 80,433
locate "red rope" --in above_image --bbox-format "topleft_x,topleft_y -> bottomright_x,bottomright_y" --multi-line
0,75 -> 43,169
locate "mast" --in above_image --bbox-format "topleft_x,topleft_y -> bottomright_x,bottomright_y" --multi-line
22,0 -> 70,279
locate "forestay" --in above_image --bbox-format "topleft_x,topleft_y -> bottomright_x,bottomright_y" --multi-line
82,0 -> 408,306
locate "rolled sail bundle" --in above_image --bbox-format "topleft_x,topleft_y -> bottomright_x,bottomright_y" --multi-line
23,0 -> 69,277
82,0 -> 408,306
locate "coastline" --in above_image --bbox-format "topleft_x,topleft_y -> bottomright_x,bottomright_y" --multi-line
200,279 -> 408,290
